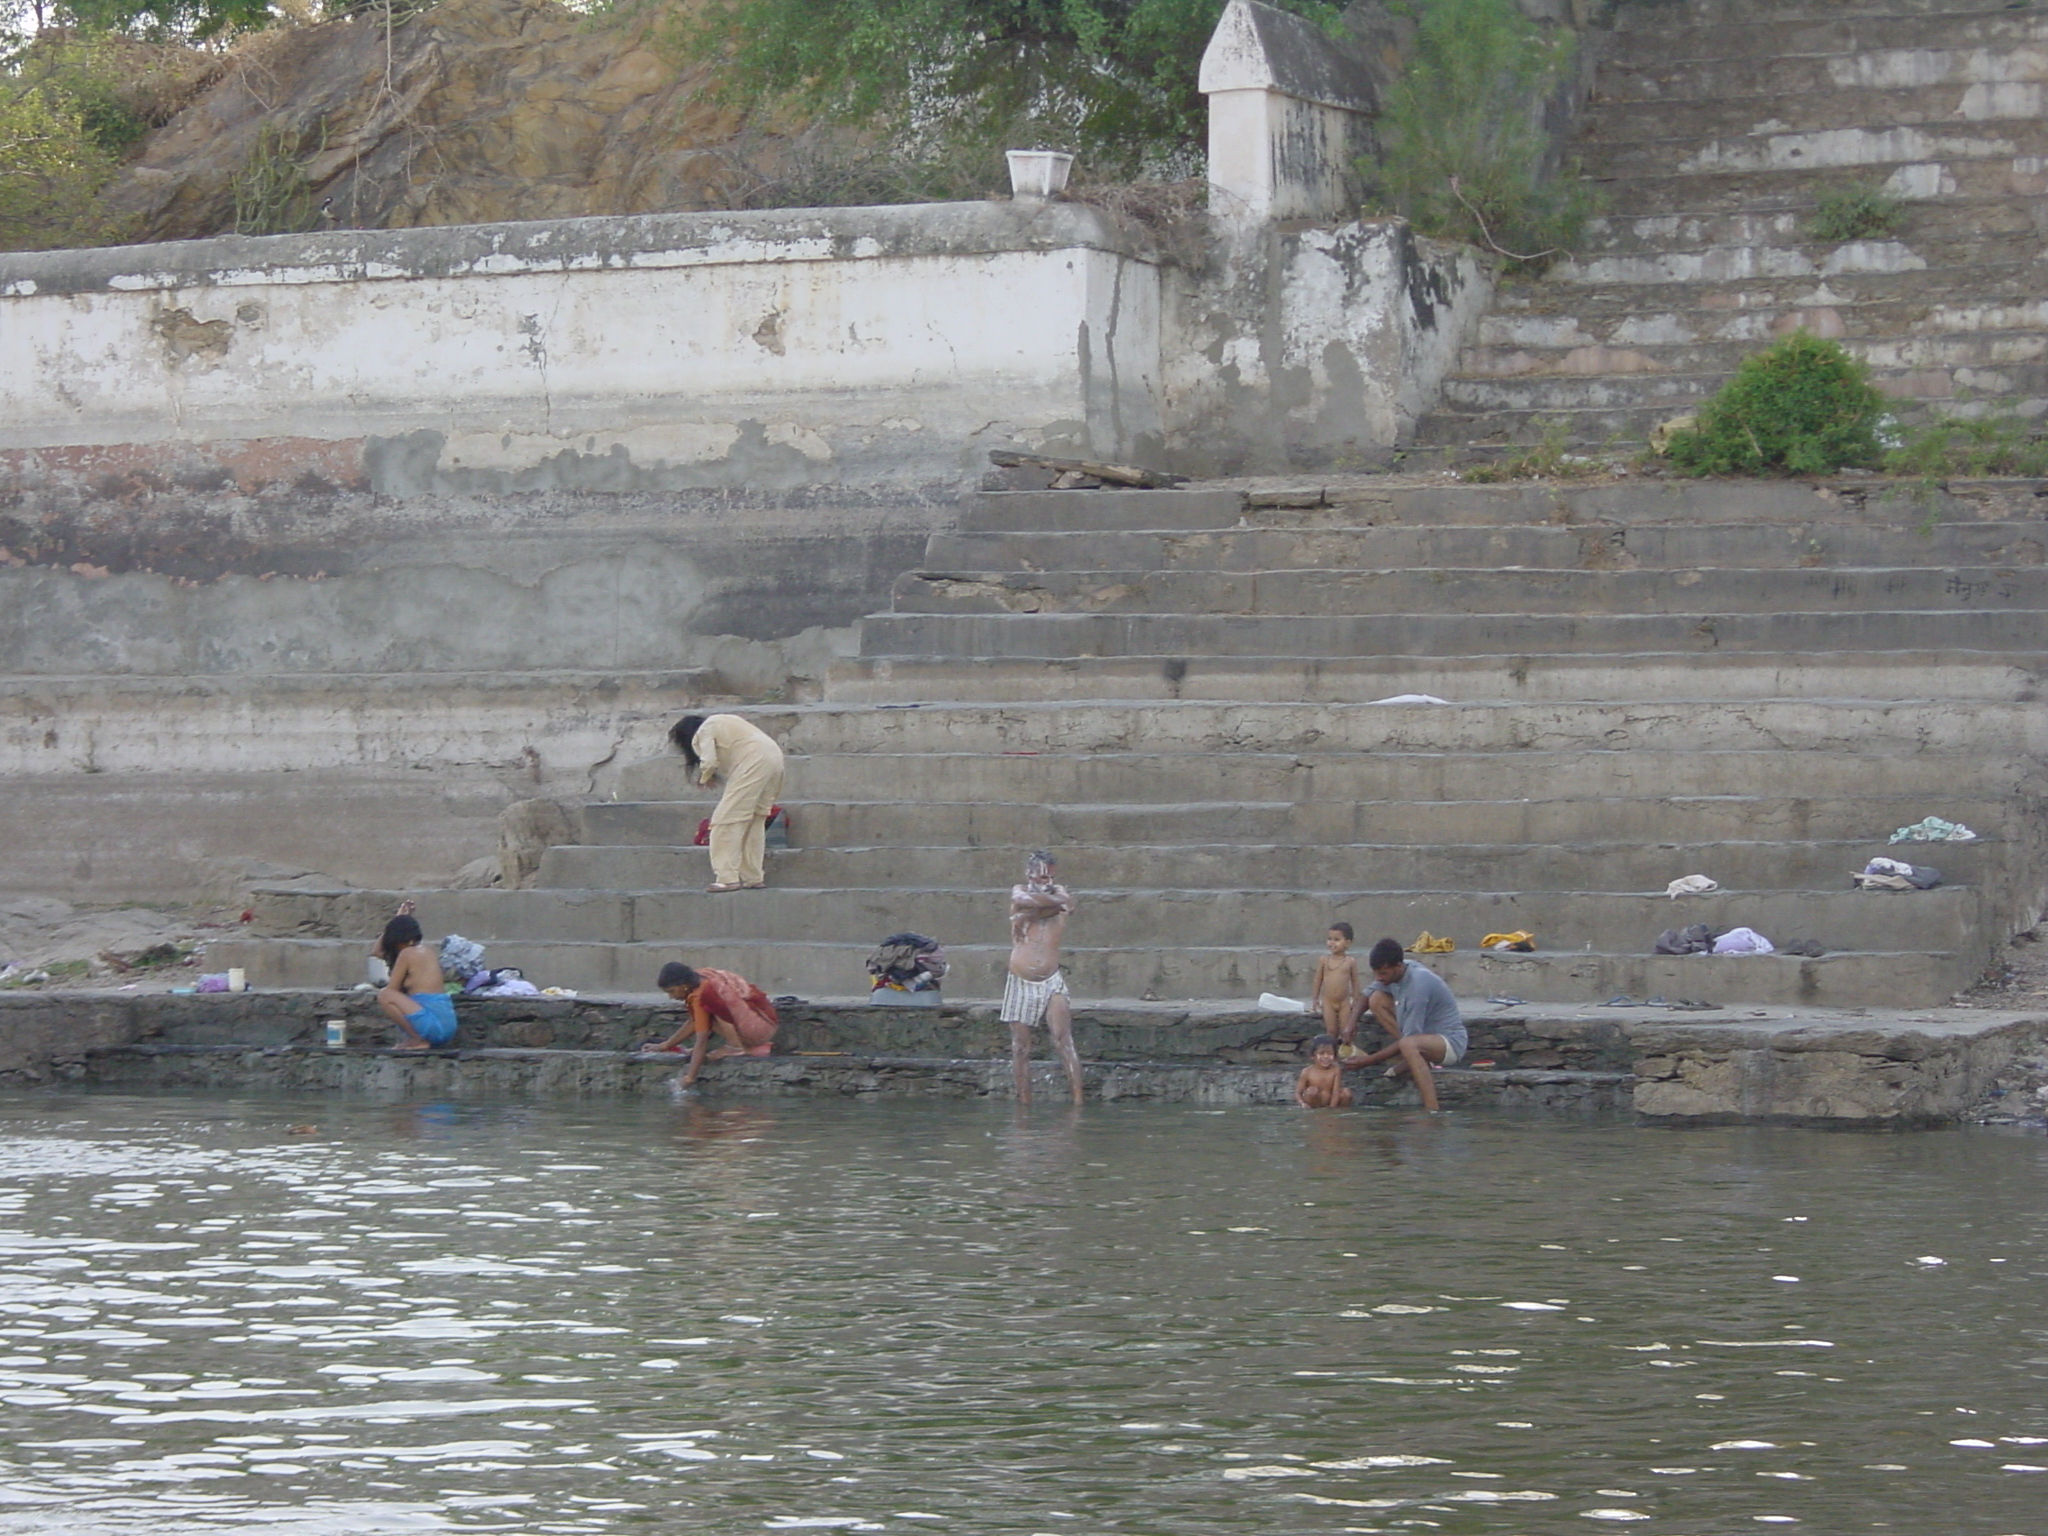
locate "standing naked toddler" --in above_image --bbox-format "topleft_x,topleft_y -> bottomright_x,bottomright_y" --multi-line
1310,922 -> 1363,1050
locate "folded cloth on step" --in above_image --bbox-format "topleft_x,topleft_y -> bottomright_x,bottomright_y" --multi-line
1480,931 -> 1536,951
439,935 -> 486,984
1407,931 -> 1456,954
1257,992 -> 1308,1013
1890,816 -> 1976,843
1711,926 -> 1775,955
1665,874 -> 1720,899
1366,693 -> 1451,706
1654,922 -> 1718,955
1855,859 -> 1942,891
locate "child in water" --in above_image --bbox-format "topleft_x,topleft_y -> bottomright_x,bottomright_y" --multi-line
374,914 -> 456,1053
1296,1036 -> 1353,1109
1309,922 -> 1363,1051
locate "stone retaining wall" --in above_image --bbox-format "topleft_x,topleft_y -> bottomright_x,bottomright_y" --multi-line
3,991 -> 2038,1125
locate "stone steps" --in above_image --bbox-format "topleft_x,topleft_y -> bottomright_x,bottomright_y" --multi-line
830,652 -> 2048,704
245,882 -> 1982,953
617,744 -> 2042,803
857,607 -> 2048,660
210,933 -> 1961,1008
928,520 -> 2048,573
533,836 -> 1999,894
1414,0 -> 2048,451
888,565 -> 2048,617
580,792 -> 2012,850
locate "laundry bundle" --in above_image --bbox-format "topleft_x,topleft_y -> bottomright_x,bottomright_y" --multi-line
1889,816 -> 1976,844
1665,874 -> 1719,899
1711,926 -> 1775,955
1853,857 -> 1942,892
1406,932 -> 1455,954
1480,931 -> 1536,951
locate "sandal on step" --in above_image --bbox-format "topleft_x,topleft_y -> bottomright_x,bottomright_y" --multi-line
705,882 -> 743,894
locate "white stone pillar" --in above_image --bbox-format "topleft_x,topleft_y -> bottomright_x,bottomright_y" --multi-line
1199,0 -> 1377,224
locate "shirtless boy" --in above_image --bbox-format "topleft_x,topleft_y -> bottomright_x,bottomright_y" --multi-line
1309,922 -> 1363,1048
373,914 -> 456,1053
1296,1036 -> 1353,1109
1003,850 -> 1085,1105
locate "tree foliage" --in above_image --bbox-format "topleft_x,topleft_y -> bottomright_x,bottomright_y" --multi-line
674,0 -> 1340,179
55,0 -> 274,42
1361,0 -> 1592,267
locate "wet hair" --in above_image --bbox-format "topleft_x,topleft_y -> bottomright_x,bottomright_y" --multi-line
1309,1035 -> 1340,1055
657,961 -> 701,992
1368,937 -> 1405,970
1027,849 -> 1055,872
1328,921 -> 1354,941
669,714 -> 708,770
377,914 -> 423,966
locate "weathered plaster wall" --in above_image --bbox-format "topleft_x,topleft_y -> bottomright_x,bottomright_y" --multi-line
1163,218 -> 1495,475
0,203 -> 1164,491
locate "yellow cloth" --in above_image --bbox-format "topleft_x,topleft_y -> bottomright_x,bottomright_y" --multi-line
692,714 -> 786,885
1407,931 -> 1455,954
1481,931 -> 1535,950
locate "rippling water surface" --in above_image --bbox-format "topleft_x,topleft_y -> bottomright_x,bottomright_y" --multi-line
0,1091 -> 2042,1534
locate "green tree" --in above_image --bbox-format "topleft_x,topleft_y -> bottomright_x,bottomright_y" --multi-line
56,0 -> 274,40
1361,0 -> 1592,266
677,0 -> 1340,179
0,67 -> 125,247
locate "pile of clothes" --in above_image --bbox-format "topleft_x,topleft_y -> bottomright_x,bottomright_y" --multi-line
866,932 -> 948,998
1853,857 -> 1943,892
1654,923 -> 1825,958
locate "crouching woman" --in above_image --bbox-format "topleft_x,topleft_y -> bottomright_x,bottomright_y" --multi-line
642,962 -> 780,1087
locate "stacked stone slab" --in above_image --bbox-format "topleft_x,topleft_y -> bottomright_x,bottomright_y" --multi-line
224,476 -> 2048,1010
1418,0 -> 2048,450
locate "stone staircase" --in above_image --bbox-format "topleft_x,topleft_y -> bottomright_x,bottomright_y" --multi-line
1416,0 -> 2048,450
221,476 -> 2048,1012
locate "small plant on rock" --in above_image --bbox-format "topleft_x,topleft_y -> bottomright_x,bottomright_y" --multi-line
1883,411 -> 2048,481
1662,331 -> 1888,477
1807,183 -> 1905,243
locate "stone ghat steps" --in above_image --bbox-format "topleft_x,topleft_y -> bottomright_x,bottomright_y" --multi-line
581,792 -> 2012,852
84,1042 -> 1630,1113
1440,359 -> 2048,412
532,836 -> 1999,895
957,482 -> 2040,533
1582,90 -> 2048,156
830,651 -> 2048,705
1477,301 -> 2048,350
1485,262 -> 2048,318
1600,5 -> 2048,70
856,607 -> 2048,661
1586,118 -> 2048,185
927,519 -> 2048,574
242,883 -> 1982,955
886,565 -> 2048,618
1570,159 -> 2048,219
617,745 -> 2042,804
1574,205 -> 2048,262
1458,328 -> 2048,383
210,934 -> 1963,1009
581,798 -> 2015,860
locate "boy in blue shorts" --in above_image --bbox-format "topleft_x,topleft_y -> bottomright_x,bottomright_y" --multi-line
374,913 -> 456,1052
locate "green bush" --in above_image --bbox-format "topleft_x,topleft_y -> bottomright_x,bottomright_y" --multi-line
1883,412 -> 2048,480
1360,0 -> 1595,269
1807,183 -> 1905,243
1664,331 -> 1889,477
0,67 -> 126,249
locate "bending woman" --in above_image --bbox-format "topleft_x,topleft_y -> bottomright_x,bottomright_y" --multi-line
643,962 -> 781,1087
672,712 -> 786,893
373,913 -> 456,1053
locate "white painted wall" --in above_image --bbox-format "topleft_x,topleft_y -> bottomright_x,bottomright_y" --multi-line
0,205 -> 1164,491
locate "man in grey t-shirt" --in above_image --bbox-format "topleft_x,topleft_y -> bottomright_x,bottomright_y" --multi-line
1343,937 -> 1467,1112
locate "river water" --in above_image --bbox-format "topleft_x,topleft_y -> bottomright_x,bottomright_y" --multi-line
0,1090 -> 2041,1535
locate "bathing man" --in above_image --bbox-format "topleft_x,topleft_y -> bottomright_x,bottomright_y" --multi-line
1343,936 -> 1467,1113
1003,850 -> 1085,1105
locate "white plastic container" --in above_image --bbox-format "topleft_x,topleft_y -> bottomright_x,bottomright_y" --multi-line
1007,150 -> 1075,201
226,967 -> 247,993
325,1019 -> 347,1049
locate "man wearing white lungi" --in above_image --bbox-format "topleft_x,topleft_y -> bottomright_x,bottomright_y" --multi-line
1003,850 -> 1084,1105
671,713 -> 786,893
